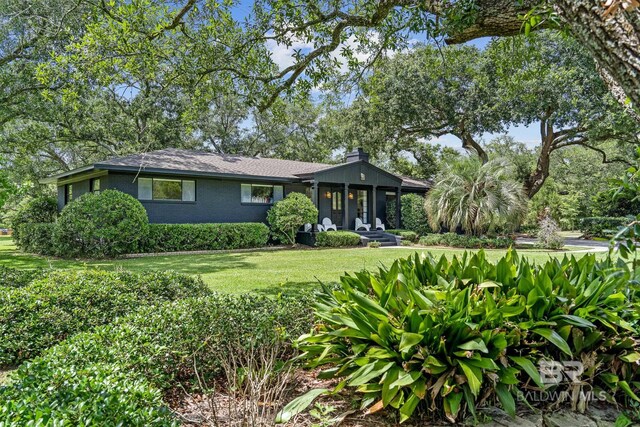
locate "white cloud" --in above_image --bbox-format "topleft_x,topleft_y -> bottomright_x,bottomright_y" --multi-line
265,36 -> 314,71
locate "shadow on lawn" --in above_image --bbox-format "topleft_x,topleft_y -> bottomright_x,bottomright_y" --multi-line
253,280 -> 339,298
111,253 -> 257,276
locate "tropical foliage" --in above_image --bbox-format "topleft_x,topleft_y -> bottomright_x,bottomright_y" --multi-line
425,158 -> 527,236
295,250 -> 640,423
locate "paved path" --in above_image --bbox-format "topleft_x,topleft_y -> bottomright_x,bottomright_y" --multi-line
517,237 -> 610,252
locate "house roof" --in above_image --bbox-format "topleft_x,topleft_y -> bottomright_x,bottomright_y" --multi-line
43,148 -> 430,190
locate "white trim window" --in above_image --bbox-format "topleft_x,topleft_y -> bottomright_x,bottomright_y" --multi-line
138,177 -> 196,202
241,184 -> 284,204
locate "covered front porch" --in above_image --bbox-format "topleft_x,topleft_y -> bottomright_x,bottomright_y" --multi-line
310,182 -> 401,231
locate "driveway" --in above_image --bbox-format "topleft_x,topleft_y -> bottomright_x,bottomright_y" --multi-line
517,237 -> 610,252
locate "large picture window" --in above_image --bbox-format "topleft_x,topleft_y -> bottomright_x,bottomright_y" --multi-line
138,178 -> 195,202
241,184 -> 284,204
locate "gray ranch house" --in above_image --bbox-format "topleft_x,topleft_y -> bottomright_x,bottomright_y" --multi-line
43,148 -> 429,233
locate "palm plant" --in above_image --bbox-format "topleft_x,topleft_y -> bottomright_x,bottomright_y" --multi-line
425,158 -> 527,236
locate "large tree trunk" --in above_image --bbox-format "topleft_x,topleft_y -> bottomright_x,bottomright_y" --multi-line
553,1 -> 640,116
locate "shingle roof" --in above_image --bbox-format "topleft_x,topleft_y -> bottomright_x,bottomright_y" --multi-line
46,148 -> 429,189
97,148 -> 334,179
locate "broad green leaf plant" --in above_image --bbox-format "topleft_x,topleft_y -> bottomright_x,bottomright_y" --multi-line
286,250 -> 640,423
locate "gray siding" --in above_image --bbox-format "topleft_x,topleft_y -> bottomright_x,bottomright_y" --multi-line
106,172 -> 304,224
57,179 -> 91,210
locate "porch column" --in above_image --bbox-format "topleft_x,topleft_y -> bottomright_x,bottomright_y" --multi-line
371,185 -> 377,227
312,181 -> 319,231
344,184 -> 349,230
395,187 -> 401,229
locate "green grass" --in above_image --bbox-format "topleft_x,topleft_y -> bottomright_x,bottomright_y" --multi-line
0,236 -> 607,295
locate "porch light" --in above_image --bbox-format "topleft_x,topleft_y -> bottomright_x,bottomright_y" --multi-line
325,191 -> 332,199
348,192 -> 354,200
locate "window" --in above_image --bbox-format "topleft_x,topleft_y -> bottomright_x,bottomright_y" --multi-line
137,178 -> 196,202
331,191 -> 342,211
357,190 -> 368,223
90,178 -> 101,193
241,184 -> 284,204
65,184 -> 73,204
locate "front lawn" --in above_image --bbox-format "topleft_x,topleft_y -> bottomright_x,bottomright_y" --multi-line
0,236 -> 606,294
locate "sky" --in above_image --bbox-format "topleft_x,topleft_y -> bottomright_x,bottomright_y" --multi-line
237,2 -> 542,151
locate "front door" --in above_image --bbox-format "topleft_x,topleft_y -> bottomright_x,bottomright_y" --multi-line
331,190 -> 343,227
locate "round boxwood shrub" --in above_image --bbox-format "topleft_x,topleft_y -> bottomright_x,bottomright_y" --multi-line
268,192 -> 318,245
54,190 -> 149,258
10,195 -> 57,247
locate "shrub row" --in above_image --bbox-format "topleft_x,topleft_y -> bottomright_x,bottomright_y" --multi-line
0,269 -> 209,366
297,251 -> 640,423
387,229 -> 419,242
419,232 -> 514,248
579,216 -> 631,238
9,195 -> 57,245
0,266 -> 46,289
14,223 -> 56,255
399,193 -> 432,235
0,293 -> 314,425
315,231 -> 362,247
142,222 -> 270,253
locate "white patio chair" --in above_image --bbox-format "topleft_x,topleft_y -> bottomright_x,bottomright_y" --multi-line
321,218 -> 337,231
375,218 -> 386,231
355,218 -> 371,231
316,224 -> 325,232
303,223 -> 312,232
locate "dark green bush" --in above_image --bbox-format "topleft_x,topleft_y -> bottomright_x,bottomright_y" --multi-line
10,195 -> 57,247
579,216 -> 630,238
387,229 -> 419,242
14,222 -> 56,255
267,192 -> 318,245
54,190 -> 149,258
0,269 -> 209,366
419,232 -> 513,248
315,231 -> 361,247
0,266 -> 46,289
400,193 -> 431,235
0,292 -> 314,425
297,251 -> 640,423
142,222 -> 269,252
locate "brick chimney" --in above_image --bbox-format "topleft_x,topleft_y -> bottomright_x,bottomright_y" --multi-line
345,147 -> 369,163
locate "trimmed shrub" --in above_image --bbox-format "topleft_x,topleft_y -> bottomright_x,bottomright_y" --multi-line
400,193 -> 431,235
315,231 -> 361,247
419,232 -> 513,249
11,195 -> 57,247
142,222 -> 269,253
267,192 -> 318,245
297,251 -> 640,423
387,229 -> 419,242
579,216 -> 630,238
14,222 -> 56,255
0,266 -> 46,289
0,269 -> 209,366
54,190 -> 149,258
368,241 -> 381,248
0,292 -> 314,425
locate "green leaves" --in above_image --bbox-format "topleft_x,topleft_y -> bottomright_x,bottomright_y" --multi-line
275,388 -> 329,423
297,250 -> 640,423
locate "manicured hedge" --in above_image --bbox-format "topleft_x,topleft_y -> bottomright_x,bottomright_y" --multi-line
315,231 -> 361,247
400,193 -> 431,235
419,232 -> 514,248
10,195 -> 57,246
14,222 -> 56,255
141,222 -> 270,253
0,266 -> 46,289
0,269 -> 209,366
387,229 -> 419,242
54,190 -> 149,258
579,216 -> 630,238
0,293 -> 314,425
